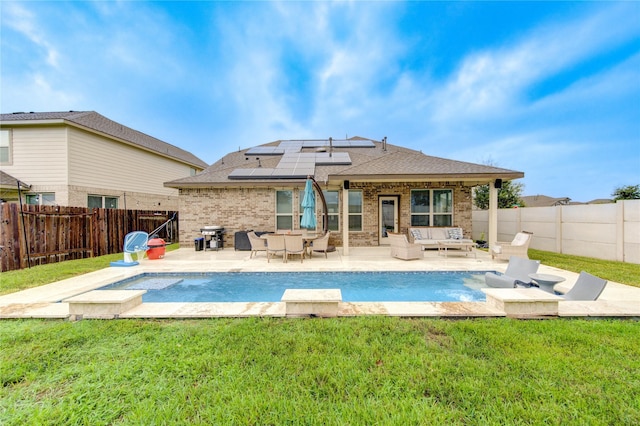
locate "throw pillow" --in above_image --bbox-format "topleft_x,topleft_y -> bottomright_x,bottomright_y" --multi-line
448,228 -> 463,240
410,229 -> 423,241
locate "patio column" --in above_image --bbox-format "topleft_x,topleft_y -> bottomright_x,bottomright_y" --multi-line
488,180 -> 498,253
342,187 -> 350,255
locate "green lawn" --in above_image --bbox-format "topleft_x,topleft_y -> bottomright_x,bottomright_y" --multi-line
2,317 -> 639,425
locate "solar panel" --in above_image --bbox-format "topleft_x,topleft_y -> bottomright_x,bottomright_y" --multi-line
245,147 -> 285,155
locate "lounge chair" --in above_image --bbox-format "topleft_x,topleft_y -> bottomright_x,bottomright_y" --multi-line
560,271 -> 608,301
485,256 -> 541,288
491,231 -> 533,260
284,235 -> 305,263
247,231 -> 267,258
387,232 -> 423,260
266,234 -> 286,263
308,232 -> 331,258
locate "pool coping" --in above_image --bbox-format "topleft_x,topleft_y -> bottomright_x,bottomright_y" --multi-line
2,247 -> 639,319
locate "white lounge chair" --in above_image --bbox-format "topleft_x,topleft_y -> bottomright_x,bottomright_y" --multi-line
560,271 -> 608,301
485,256 -> 541,288
491,231 -> 533,260
387,232 -> 423,260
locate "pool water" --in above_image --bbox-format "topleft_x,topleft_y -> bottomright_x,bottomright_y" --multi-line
100,271 -> 490,303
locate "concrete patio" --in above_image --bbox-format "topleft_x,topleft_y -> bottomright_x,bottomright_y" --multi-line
1,246 -> 639,319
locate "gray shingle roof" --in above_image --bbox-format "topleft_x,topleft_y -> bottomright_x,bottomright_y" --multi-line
0,170 -> 30,189
1,111 -> 208,169
166,137 -> 524,187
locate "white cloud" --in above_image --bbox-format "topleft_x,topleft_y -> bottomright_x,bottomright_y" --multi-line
3,2 -> 60,68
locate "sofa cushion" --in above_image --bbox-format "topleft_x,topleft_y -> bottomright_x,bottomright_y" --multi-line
512,233 -> 530,246
430,228 -> 449,240
448,228 -> 463,240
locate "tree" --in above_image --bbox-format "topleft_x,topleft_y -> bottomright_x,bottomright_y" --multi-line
474,180 -> 525,210
612,184 -> 640,200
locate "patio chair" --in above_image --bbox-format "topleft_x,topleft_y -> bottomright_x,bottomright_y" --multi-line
266,234 -> 286,263
485,256 -> 541,288
387,232 -> 423,260
247,231 -> 267,258
284,235 -> 305,263
491,231 -> 533,260
560,271 -> 608,301
308,232 -> 331,258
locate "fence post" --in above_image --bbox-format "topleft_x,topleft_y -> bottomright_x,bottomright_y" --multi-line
556,205 -> 563,254
616,201 -> 624,262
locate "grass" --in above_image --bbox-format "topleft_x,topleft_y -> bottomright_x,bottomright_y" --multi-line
1,317 -> 639,425
0,243 -> 179,295
528,249 -> 640,287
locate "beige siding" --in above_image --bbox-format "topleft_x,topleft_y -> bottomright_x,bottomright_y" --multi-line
67,127 -> 193,196
1,127 -> 68,185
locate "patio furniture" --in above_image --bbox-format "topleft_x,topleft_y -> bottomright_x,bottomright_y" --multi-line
284,235 -> 306,263
247,231 -> 267,258
528,273 -> 566,294
437,240 -> 476,258
491,231 -> 533,260
559,271 -> 608,301
408,227 -> 474,249
266,234 -> 286,263
308,232 -> 332,258
388,232 -> 423,260
485,256 -> 541,288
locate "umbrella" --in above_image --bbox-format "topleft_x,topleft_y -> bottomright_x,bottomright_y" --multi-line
300,178 -> 316,229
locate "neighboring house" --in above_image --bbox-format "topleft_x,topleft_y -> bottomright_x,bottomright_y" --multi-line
521,195 -> 572,207
166,137 -> 524,248
0,111 -> 208,209
0,169 -> 31,203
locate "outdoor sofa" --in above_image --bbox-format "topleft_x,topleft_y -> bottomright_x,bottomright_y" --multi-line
408,227 -> 474,250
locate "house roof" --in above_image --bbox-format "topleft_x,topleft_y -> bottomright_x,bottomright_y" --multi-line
165,137 -> 524,188
0,170 -> 30,190
521,195 -> 572,207
0,111 -> 208,169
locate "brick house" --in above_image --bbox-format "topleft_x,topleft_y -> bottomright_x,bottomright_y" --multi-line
166,137 -> 523,249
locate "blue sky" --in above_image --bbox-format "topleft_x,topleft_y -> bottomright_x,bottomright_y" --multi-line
2,1 -> 639,202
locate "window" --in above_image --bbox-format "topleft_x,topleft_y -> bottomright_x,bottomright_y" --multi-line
275,190 -> 293,230
0,130 -> 11,163
26,193 -> 56,206
410,190 -> 430,226
411,189 -> 453,226
323,190 -> 339,231
88,195 -> 119,209
348,190 -> 362,231
433,190 -> 453,226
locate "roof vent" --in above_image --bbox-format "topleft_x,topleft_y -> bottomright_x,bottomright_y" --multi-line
315,147 -> 327,152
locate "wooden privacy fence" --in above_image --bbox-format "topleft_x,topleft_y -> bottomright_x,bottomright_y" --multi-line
0,204 -> 178,272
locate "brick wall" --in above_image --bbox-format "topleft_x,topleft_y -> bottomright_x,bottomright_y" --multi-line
178,182 -> 473,247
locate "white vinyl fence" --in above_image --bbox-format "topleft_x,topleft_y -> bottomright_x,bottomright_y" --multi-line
472,200 -> 640,264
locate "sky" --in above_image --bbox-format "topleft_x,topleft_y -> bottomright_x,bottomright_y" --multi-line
1,1 -> 639,203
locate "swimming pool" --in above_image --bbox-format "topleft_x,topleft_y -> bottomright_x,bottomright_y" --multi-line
99,271 -> 490,303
